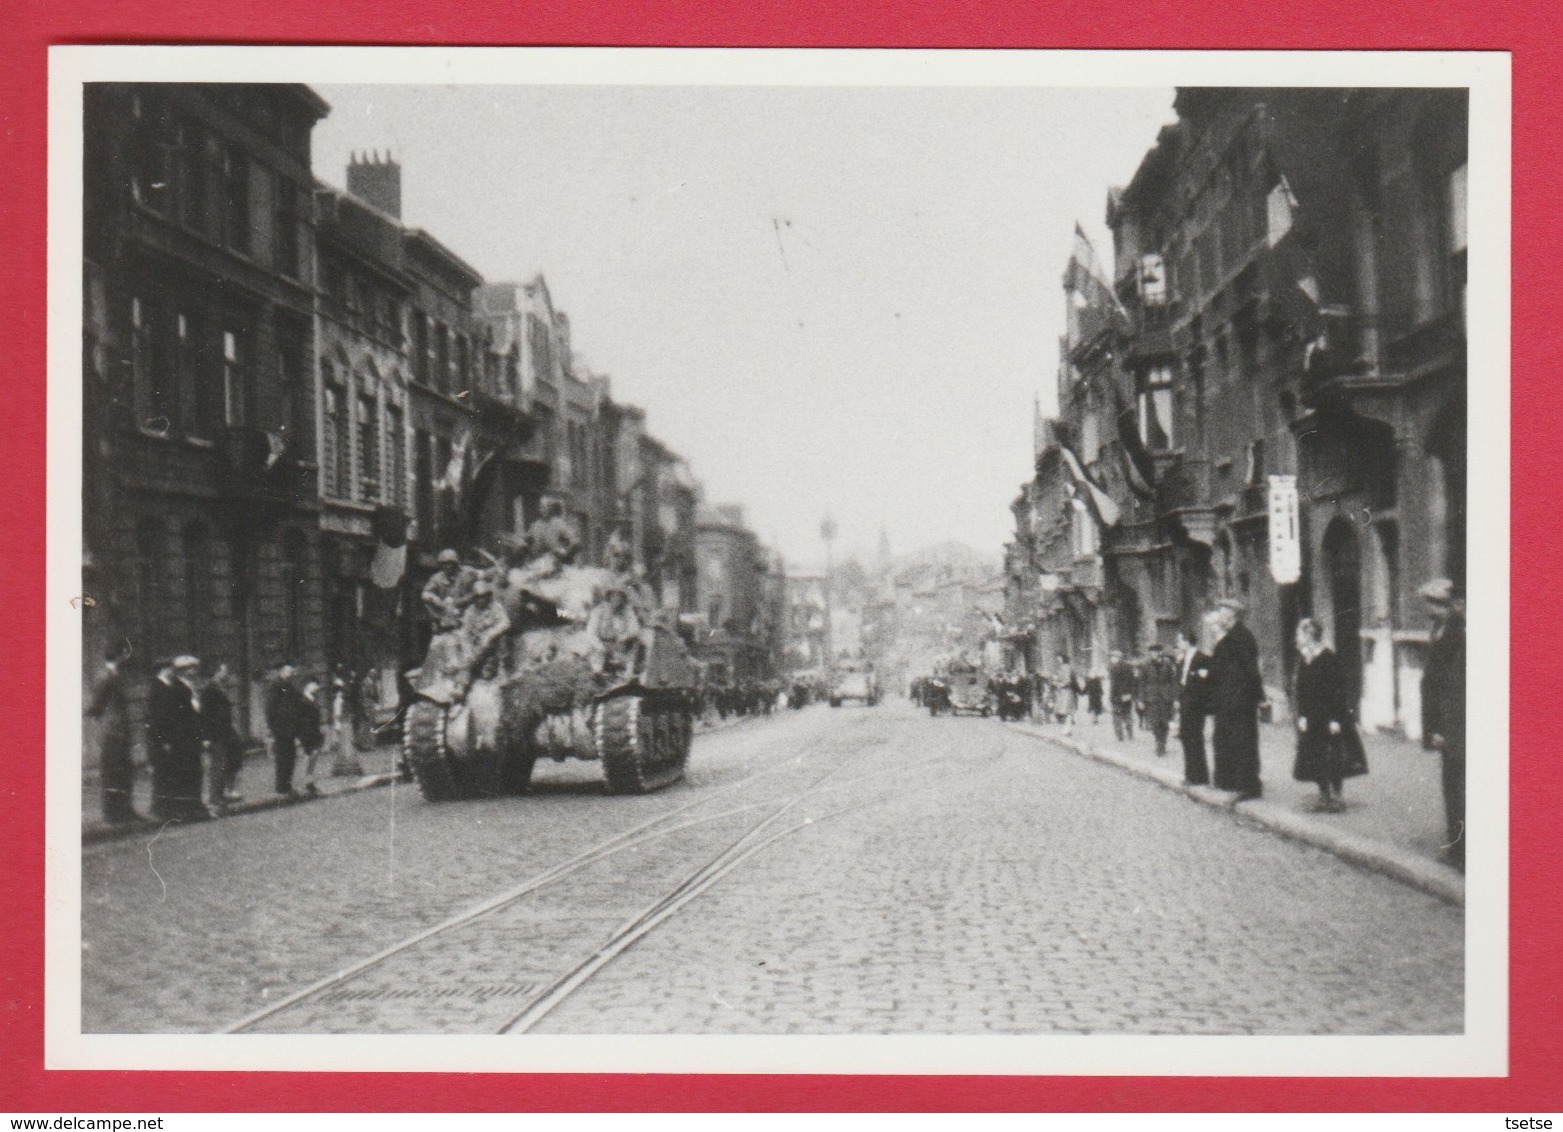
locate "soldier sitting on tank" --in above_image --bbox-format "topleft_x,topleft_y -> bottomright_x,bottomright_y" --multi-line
423,548 -> 477,632
586,584 -> 644,678
524,499 -> 581,569
455,579 -> 512,694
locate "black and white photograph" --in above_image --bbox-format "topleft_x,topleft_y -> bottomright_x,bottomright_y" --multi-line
50,47 -> 1508,1075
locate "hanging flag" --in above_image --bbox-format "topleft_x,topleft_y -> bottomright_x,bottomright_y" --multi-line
1059,443 -> 1121,528
1109,382 -> 1157,499
1066,223 -> 1131,327
436,429 -> 471,499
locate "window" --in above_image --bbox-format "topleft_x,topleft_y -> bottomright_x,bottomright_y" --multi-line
223,146 -> 250,254
411,314 -> 429,383
180,122 -> 209,233
274,173 -> 300,278
131,296 -> 174,434
129,98 -> 175,215
1138,366 -> 1175,450
433,323 -> 450,394
221,330 -> 245,428
357,391 -> 379,501
322,371 -> 350,498
183,312 -> 222,440
455,335 -> 470,394
386,404 -> 406,507
275,322 -> 312,460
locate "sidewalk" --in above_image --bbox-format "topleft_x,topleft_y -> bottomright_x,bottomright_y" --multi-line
81,739 -> 404,846
81,710 -> 760,846
1008,713 -> 1464,906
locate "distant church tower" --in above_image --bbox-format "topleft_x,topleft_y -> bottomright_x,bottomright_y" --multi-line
877,526 -> 892,571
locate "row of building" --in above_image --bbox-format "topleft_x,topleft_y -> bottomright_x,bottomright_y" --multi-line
1004,88 -> 1466,739
81,82 -> 786,744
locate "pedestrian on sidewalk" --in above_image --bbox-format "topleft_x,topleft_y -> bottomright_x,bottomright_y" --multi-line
1140,642 -> 1179,757
147,656 -> 208,820
1053,658 -> 1078,734
1420,578 -> 1465,872
297,675 -> 326,796
266,661 -> 305,798
1292,617 -> 1367,812
1108,651 -> 1137,741
328,667 -> 365,777
1177,623 -> 1213,786
88,641 -> 141,824
201,662 -> 245,809
1209,600 -> 1265,800
1084,669 -> 1104,726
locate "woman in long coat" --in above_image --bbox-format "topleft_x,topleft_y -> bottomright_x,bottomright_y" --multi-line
1292,617 -> 1368,812
1053,659 -> 1079,734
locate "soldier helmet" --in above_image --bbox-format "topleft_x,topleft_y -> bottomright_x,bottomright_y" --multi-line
471,578 -> 494,597
437,548 -> 460,565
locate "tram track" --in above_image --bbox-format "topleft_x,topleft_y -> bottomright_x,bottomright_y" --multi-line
218,721 -> 1006,1035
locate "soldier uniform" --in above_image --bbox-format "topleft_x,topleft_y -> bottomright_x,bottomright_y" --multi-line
423,550 -> 477,632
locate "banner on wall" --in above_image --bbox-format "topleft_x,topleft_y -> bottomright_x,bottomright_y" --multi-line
1268,474 -> 1302,584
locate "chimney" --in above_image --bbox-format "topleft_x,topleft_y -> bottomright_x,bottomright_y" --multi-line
346,150 -> 402,219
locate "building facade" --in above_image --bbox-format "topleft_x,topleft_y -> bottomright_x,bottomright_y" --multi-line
83,82 -> 330,740
1015,87 -> 1466,736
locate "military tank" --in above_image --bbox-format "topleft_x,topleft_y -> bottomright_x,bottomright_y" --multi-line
401,560 -> 697,800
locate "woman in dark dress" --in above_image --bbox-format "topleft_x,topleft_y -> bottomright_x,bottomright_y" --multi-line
1292,617 -> 1368,812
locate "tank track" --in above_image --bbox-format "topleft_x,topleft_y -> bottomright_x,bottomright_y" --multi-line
594,693 -> 691,794
403,700 -> 462,802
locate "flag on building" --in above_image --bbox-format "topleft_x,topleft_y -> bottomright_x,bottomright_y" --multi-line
1059,443 -> 1121,528
1109,381 -> 1158,499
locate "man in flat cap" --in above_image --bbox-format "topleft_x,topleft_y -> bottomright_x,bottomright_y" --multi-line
1208,599 -> 1265,800
1420,578 -> 1465,871
147,655 -> 208,819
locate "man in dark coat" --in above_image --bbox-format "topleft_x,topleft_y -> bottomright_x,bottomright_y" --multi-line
1139,642 -> 1179,757
1420,578 -> 1466,871
1108,651 -> 1138,741
202,662 -> 244,807
266,661 -> 304,797
1209,600 -> 1265,799
1177,625 -> 1213,786
146,656 -> 207,819
88,642 -> 140,823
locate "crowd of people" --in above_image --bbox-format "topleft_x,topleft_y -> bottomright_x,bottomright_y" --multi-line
87,648 -> 365,825
992,579 -> 1467,870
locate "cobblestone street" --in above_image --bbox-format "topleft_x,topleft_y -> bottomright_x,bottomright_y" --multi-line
81,700 -> 1463,1035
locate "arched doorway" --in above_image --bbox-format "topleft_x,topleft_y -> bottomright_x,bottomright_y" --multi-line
1323,517 -> 1363,700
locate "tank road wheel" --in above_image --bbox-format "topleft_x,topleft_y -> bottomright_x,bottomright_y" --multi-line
596,695 -> 687,795
403,700 -> 461,802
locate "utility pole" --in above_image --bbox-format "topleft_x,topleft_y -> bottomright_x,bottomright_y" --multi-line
820,515 -> 837,676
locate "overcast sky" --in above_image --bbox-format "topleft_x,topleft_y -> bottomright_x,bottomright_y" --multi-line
313,84 -> 1175,569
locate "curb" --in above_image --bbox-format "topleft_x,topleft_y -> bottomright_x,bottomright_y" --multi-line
1006,722 -> 1464,908
82,712 -> 762,848
82,772 -> 402,847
